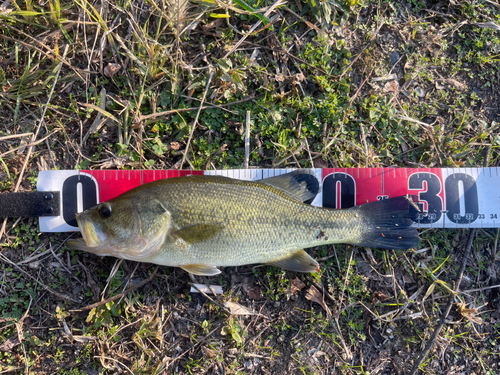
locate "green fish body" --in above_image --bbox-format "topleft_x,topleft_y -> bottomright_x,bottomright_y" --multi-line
68,172 -> 419,275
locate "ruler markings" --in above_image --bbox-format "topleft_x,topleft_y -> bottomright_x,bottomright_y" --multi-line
381,168 -> 384,195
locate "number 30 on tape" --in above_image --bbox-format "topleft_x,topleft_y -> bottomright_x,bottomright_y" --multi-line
36,168 -> 500,232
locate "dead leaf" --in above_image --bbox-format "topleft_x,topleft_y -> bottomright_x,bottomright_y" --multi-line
305,286 -> 331,315
383,80 -> 399,92
103,63 -> 121,78
372,74 -> 397,82
290,278 -> 306,295
203,346 -> 215,358
444,78 -> 466,92
314,158 -> 328,168
62,319 -> 72,337
458,303 -> 484,324
372,291 -> 389,302
242,284 -> 261,300
225,301 -> 257,316
201,19 -> 223,31
0,336 -> 20,352
73,335 -> 97,343
170,141 -> 182,151
275,74 -> 285,82
435,81 -> 445,90
286,277 -> 306,300
293,72 -> 306,84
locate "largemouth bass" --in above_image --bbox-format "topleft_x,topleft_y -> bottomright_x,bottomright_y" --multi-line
67,172 -> 419,275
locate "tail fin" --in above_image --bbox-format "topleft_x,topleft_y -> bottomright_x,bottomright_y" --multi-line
349,195 -> 419,250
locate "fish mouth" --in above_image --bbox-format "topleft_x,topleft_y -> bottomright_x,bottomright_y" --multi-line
75,212 -> 106,248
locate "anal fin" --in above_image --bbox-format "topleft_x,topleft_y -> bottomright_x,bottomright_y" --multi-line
180,264 -> 221,276
267,249 -> 319,273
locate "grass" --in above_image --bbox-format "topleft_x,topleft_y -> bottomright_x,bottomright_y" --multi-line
0,0 -> 500,373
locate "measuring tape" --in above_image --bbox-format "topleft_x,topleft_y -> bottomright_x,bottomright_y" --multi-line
1,168 -> 498,232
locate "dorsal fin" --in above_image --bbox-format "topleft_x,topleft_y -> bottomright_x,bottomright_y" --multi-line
260,172 -> 320,203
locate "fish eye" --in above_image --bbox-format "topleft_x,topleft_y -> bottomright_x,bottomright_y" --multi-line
98,204 -> 113,219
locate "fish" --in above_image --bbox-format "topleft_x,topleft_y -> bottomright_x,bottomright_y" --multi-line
67,171 -> 419,276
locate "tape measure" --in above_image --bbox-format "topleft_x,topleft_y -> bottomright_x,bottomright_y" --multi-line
1,168 -> 498,232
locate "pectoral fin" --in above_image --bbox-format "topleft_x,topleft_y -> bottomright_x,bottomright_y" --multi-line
267,249 -> 320,273
180,264 -> 221,276
173,224 -> 224,245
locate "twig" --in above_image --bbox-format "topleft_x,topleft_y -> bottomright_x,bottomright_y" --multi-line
324,137 -> 364,153
180,69 -> 214,169
0,130 -> 60,159
396,115 -> 433,128
245,111 -> 251,169
339,250 -> 354,308
332,316 -> 352,360
139,95 -> 255,121
409,229 -> 476,375
0,132 -> 33,142
273,142 -> 305,167
360,123 -> 369,163
303,137 -> 314,168
15,297 -> 32,374
342,66 -> 375,125
70,267 -> 158,312
424,9 -> 453,18
461,284 -> 500,294
283,6 -> 324,35
179,94 -> 238,114
222,0 -> 284,59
